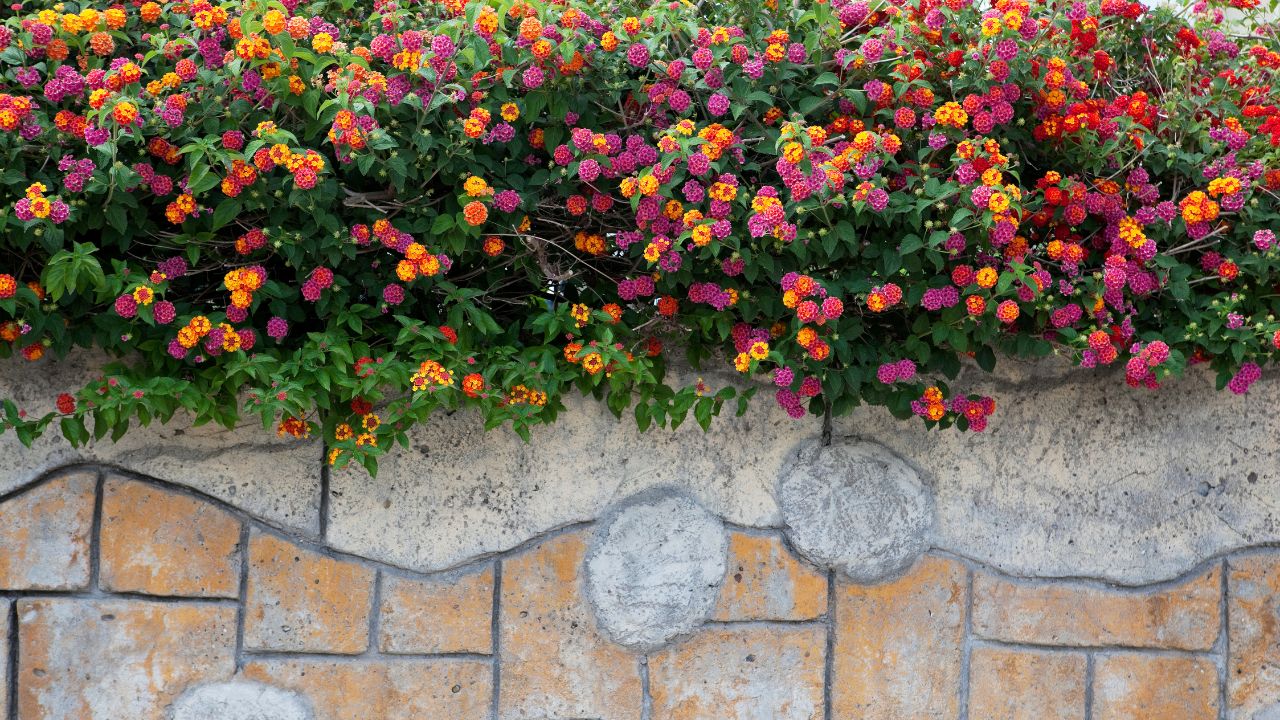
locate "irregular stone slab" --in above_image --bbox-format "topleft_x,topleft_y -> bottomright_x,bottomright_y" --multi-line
99,476 -> 243,598
1228,552 -> 1280,717
0,353 -> 321,534
713,531 -> 827,622
172,681 -> 312,720
0,471 -> 95,591
244,531 -> 374,653
242,659 -> 490,720
969,646 -> 1086,720
648,626 -> 826,720
832,555 -> 966,718
836,362 -> 1280,584
324,389 -> 788,573
585,491 -> 727,650
779,440 -> 933,582
17,598 -> 236,719
1094,654 -> 1220,719
379,564 -> 494,655
499,531 -> 642,720
972,565 -> 1221,650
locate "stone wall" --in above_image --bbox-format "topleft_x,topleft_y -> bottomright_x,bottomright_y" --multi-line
1,354 -> 1279,718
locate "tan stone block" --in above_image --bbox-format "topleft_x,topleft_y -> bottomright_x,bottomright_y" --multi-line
649,625 -> 825,719
1094,653 -> 1219,719
968,646 -> 1086,720
379,564 -> 493,655
498,531 -> 642,720
973,566 -> 1220,650
17,598 -> 236,719
1229,553 -> 1280,716
832,555 -> 967,718
0,472 -> 95,590
243,658 -> 491,720
244,530 -> 374,653
99,477 -> 242,598
713,532 -> 827,621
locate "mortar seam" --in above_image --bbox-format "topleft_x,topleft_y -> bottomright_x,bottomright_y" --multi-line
368,570 -> 383,657
235,522 -> 251,671
88,469 -> 105,596
1084,651 -> 1095,719
823,568 -> 835,720
6,599 -> 16,720
959,567 -> 974,720
490,558 -> 502,720
1219,557 -> 1229,720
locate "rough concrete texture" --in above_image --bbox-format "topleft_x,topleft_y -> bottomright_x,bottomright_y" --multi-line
325,358 -> 1280,584
171,681 -> 313,720
0,353 -> 320,534
584,490 -> 728,650
324,389 -> 788,573
778,440 -> 933,582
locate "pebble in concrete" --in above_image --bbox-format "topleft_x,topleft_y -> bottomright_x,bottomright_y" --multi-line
779,440 -> 934,582
171,681 -> 312,720
585,490 -> 728,651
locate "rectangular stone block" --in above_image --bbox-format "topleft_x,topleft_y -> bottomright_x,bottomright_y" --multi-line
973,566 -> 1220,650
1229,553 -> 1280,717
99,477 -> 243,598
969,646 -> 1086,719
244,530 -> 374,653
499,531 -> 641,720
1094,653 -> 1220,719
243,658 -> 491,720
0,472 -> 95,591
832,555 -> 967,718
649,626 -> 825,719
713,531 -> 827,622
18,598 -> 236,720
379,564 -> 494,655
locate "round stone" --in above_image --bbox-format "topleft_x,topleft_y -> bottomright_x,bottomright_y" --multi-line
171,681 -> 312,720
779,440 -> 934,582
585,490 -> 728,651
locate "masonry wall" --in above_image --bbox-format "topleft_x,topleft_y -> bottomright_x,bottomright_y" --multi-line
1,353 -> 1279,718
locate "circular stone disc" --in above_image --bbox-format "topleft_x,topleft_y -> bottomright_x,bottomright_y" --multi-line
171,681 -> 312,720
779,440 -> 934,582
585,490 -> 728,651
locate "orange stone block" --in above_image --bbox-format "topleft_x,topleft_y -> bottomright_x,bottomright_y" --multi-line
648,625 -> 826,720
243,658 -> 491,720
379,563 -> 494,655
243,530 -> 374,653
17,598 -> 236,720
1229,553 -> 1280,716
713,531 -> 827,622
968,646 -> 1086,720
99,477 -> 243,598
972,566 -> 1220,650
498,531 -> 642,720
0,472 -> 95,591
832,555 -> 967,718
1093,653 -> 1219,719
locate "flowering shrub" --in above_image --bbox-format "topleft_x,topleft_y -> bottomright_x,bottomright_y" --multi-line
0,0 -> 1278,472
